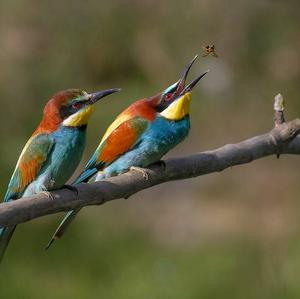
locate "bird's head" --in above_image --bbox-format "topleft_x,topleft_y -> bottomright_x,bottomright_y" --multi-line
40,88 -> 120,131
155,55 -> 209,120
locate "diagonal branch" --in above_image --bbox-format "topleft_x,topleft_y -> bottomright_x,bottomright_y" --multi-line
0,96 -> 299,227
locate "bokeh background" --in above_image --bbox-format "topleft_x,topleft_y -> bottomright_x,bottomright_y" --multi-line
0,0 -> 299,298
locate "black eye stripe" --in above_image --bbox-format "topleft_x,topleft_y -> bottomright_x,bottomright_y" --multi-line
60,105 -> 74,119
156,93 -> 175,112
60,101 -> 85,119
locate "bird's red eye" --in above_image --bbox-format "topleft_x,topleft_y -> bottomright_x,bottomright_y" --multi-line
72,102 -> 81,109
165,93 -> 173,101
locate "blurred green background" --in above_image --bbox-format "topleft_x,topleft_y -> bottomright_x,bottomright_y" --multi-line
0,0 -> 300,298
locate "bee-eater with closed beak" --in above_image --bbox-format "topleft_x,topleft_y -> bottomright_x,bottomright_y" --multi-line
47,55 -> 208,249
0,88 -> 120,262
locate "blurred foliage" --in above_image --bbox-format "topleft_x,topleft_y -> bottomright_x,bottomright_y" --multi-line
0,0 -> 300,298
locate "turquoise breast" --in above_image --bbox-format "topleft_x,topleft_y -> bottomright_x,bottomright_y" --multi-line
47,126 -> 86,187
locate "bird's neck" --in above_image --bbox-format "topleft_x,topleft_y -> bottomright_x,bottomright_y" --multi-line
62,124 -> 87,131
62,105 -> 95,127
33,113 -> 61,136
123,99 -> 157,121
160,92 -> 191,121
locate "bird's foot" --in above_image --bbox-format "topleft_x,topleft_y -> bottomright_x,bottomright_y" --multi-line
130,166 -> 150,180
40,191 -> 55,200
62,184 -> 79,196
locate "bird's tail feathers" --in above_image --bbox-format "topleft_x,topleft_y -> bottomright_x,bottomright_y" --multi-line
45,208 -> 81,250
72,168 -> 98,184
0,225 -> 17,263
46,166 -> 103,250
46,167 -> 99,250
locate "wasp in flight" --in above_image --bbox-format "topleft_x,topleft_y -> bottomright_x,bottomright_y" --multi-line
202,45 -> 218,57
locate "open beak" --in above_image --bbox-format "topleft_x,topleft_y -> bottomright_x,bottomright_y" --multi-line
170,55 -> 209,97
88,88 -> 121,104
180,70 -> 209,95
175,55 -> 198,95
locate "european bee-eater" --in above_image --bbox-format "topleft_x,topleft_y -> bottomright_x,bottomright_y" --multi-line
47,55 -> 208,249
0,88 -> 120,262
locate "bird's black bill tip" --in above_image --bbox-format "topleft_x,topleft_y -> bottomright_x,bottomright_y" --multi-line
89,88 -> 121,104
183,69 -> 209,93
176,55 -> 199,94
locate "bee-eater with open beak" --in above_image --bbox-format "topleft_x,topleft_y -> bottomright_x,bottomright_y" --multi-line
0,87 -> 120,262
47,55 -> 208,249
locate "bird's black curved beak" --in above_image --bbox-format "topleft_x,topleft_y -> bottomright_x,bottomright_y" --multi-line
175,55 -> 198,95
180,70 -> 209,95
89,88 -> 121,104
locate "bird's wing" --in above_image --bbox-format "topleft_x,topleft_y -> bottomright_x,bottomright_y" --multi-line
96,115 -> 150,164
4,133 -> 55,201
74,114 -> 150,184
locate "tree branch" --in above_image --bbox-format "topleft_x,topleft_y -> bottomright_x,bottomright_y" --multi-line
0,96 -> 299,227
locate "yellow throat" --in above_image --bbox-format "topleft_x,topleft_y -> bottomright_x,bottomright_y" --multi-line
63,105 -> 95,127
160,92 -> 191,121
